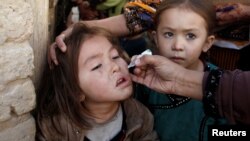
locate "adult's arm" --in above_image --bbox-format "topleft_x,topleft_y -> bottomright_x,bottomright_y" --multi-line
55,0 -> 159,49
132,55 -> 250,124
49,15 -> 129,65
50,1 -> 158,65
54,15 -> 129,53
203,70 -> 250,124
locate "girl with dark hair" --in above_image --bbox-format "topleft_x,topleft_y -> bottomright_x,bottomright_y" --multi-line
35,23 -> 158,141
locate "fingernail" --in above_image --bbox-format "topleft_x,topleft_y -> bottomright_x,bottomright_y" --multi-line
62,46 -> 67,52
54,60 -> 58,65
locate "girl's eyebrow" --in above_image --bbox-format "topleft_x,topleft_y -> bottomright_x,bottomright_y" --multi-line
161,26 -> 174,31
84,54 -> 101,65
83,45 -> 114,65
183,28 -> 200,33
161,26 -> 200,33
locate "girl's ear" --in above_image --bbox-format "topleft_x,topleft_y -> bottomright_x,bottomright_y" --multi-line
202,35 -> 215,52
151,31 -> 159,49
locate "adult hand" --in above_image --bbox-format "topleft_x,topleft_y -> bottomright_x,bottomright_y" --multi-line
131,55 -> 204,99
48,26 -> 73,67
215,3 -> 249,25
131,55 -> 184,94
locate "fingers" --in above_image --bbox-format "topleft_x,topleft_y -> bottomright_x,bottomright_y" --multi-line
48,42 -> 59,67
48,27 -> 71,68
130,67 -> 148,84
130,74 -> 145,84
131,55 -> 158,79
55,33 -> 67,52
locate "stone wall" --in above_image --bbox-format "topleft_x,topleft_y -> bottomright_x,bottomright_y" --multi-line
0,0 -> 36,140
27,0 -> 50,89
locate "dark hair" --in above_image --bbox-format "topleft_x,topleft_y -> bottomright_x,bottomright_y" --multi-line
154,0 -> 216,35
36,23 -> 125,140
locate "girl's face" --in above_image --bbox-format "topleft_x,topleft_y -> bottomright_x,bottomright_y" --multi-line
153,7 -> 214,70
78,35 -> 132,104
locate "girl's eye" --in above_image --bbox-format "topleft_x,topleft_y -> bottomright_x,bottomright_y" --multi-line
112,55 -> 120,60
164,32 -> 173,38
186,33 -> 196,40
91,64 -> 102,71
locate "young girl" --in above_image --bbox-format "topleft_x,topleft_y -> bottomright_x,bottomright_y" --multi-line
134,0 -> 229,141
35,23 -> 158,141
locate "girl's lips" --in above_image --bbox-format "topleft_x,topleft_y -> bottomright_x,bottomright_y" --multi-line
116,77 -> 125,86
116,76 -> 131,88
170,57 -> 185,64
171,57 -> 184,61
171,56 -> 184,59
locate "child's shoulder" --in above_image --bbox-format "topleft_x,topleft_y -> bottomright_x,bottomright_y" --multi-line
123,98 -> 153,117
123,98 -> 147,110
122,99 -> 159,140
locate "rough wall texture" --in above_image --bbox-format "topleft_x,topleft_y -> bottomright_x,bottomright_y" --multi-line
0,0 -> 36,140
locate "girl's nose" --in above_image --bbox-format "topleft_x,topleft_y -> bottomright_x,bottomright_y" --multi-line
172,37 -> 184,51
110,61 -> 120,73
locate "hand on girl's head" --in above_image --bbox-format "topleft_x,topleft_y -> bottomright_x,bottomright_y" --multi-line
48,34 -> 67,67
49,25 -> 75,67
55,33 -> 67,52
48,42 -> 59,68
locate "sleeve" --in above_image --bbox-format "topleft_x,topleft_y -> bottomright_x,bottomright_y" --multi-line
203,69 -> 250,124
123,0 -> 161,35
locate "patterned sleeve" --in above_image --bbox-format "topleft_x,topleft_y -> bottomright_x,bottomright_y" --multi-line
203,69 -> 224,118
123,0 -> 162,35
